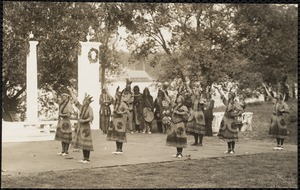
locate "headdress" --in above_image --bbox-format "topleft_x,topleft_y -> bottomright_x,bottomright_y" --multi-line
126,78 -> 132,85
60,89 -> 70,97
61,93 -> 70,97
83,93 -> 94,104
276,93 -> 284,100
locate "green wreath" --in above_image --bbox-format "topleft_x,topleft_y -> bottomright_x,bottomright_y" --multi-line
88,48 -> 99,63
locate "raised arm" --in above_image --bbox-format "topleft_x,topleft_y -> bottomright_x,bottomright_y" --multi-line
185,82 -> 193,95
67,86 -> 82,109
162,90 -> 171,104
214,85 -> 223,97
262,82 -> 272,97
48,86 -> 60,104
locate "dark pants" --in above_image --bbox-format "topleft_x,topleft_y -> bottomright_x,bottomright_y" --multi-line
83,149 -> 90,161
157,121 -> 163,133
194,134 -> 204,145
116,141 -> 123,151
61,142 -> 69,153
276,138 -> 284,146
205,118 -> 213,136
227,141 -> 236,151
177,147 -> 183,154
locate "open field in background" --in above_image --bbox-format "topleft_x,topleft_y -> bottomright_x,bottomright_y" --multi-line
2,152 -> 297,188
214,99 -> 298,145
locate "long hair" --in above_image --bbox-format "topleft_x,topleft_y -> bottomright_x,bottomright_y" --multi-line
143,88 -> 151,97
133,85 -> 140,94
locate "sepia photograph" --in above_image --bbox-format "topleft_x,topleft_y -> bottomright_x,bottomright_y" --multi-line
1,1 -> 298,188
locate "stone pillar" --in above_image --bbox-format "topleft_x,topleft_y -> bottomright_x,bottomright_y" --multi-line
78,42 -> 101,129
26,41 -> 39,124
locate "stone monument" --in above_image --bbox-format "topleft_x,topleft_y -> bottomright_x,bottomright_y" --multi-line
77,31 -> 101,129
26,32 -> 39,124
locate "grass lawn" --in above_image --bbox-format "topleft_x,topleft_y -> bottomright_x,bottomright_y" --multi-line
214,98 -> 298,144
1,151 -> 297,188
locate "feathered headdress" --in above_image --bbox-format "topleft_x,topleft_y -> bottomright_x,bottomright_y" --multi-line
83,93 -> 94,104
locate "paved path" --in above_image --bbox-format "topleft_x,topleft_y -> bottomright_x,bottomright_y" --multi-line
2,130 -> 297,176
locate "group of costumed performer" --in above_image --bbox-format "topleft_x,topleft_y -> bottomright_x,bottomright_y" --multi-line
50,85 -> 95,164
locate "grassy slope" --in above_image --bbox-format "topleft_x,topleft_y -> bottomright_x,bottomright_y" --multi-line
2,152 -> 297,188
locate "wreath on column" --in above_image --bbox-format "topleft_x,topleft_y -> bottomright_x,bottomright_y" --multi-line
88,48 -> 99,64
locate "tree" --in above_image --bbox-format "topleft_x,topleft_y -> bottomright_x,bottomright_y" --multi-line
126,4 -> 297,97
232,4 -> 298,86
2,2 -> 134,120
88,3 -> 135,91
3,2 -> 92,120
127,4 -> 238,87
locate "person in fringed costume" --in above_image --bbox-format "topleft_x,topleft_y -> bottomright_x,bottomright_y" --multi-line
133,85 -> 145,133
121,79 -> 134,133
107,87 -> 128,154
68,87 -> 94,164
154,89 -> 164,134
161,96 -> 172,134
185,82 -> 206,146
263,83 -> 290,150
143,87 -> 154,134
51,87 -> 73,156
99,87 -> 113,134
203,93 -> 215,137
154,83 -> 170,134
165,90 -> 189,158
216,86 -> 246,154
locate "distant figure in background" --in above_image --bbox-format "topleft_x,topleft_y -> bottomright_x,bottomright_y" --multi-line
203,93 -> 214,136
263,83 -> 275,101
216,86 -> 246,154
143,87 -> 154,134
99,87 -> 113,134
68,87 -> 94,164
161,94 -> 172,134
277,75 -> 290,102
154,83 -> 169,134
263,83 -> 290,150
50,87 -> 73,157
122,79 -> 134,133
107,89 -> 128,154
154,90 -> 164,133
133,85 -> 145,133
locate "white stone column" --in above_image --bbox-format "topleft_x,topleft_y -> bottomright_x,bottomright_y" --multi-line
26,41 -> 39,124
78,42 -> 101,129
